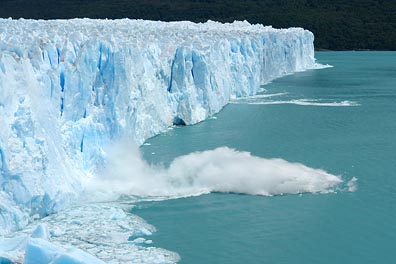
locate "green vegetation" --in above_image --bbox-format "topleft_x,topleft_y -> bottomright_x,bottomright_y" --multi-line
1,0 -> 395,50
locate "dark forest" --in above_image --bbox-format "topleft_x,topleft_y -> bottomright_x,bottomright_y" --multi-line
1,0 -> 395,50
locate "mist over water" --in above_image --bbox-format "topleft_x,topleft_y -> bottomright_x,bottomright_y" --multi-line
87,140 -> 345,201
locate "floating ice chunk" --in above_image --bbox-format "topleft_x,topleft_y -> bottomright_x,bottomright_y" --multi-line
0,236 -> 27,252
24,237 -> 106,264
31,224 -> 49,240
24,238 -> 61,264
0,235 -> 28,263
131,237 -> 147,244
0,256 -> 14,264
51,247 -> 106,264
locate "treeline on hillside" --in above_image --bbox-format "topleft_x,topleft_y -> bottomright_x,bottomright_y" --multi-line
0,0 -> 395,50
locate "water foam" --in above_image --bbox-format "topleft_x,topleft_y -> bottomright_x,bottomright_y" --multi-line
312,63 -> 334,70
246,92 -> 289,99
86,142 -> 343,200
233,98 -> 360,107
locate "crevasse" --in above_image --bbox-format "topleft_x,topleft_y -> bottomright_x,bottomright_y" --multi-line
0,19 -> 317,234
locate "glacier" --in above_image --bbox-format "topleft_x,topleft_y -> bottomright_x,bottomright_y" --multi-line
0,18 -> 325,262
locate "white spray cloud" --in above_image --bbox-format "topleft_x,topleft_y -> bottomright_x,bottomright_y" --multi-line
86,141 -> 346,201
347,177 -> 358,192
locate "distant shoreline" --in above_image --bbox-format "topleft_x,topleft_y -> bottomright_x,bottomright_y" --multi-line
0,0 -> 395,51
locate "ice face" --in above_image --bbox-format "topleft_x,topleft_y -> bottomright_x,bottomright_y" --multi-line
0,19 -> 318,234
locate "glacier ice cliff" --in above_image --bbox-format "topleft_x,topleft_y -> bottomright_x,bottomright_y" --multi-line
0,18 -> 318,235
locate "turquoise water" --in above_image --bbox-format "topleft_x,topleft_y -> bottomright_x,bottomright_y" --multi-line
137,52 -> 396,263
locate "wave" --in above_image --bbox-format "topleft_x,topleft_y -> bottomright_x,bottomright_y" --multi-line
244,92 -> 289,99
232,99 -> 360,107
86,142 -> 346,201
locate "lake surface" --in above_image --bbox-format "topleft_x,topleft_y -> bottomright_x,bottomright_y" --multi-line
137,52 -> 396,263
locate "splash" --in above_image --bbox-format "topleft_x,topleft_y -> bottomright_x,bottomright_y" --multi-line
86,142 -> 344,201
347,177 -> 358,192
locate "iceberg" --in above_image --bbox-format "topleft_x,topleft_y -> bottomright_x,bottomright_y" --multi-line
0,223 -> 107,264
0,18 -> 319,237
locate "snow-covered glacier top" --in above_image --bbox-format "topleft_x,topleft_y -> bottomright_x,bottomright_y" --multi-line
0,18 -> 318,237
